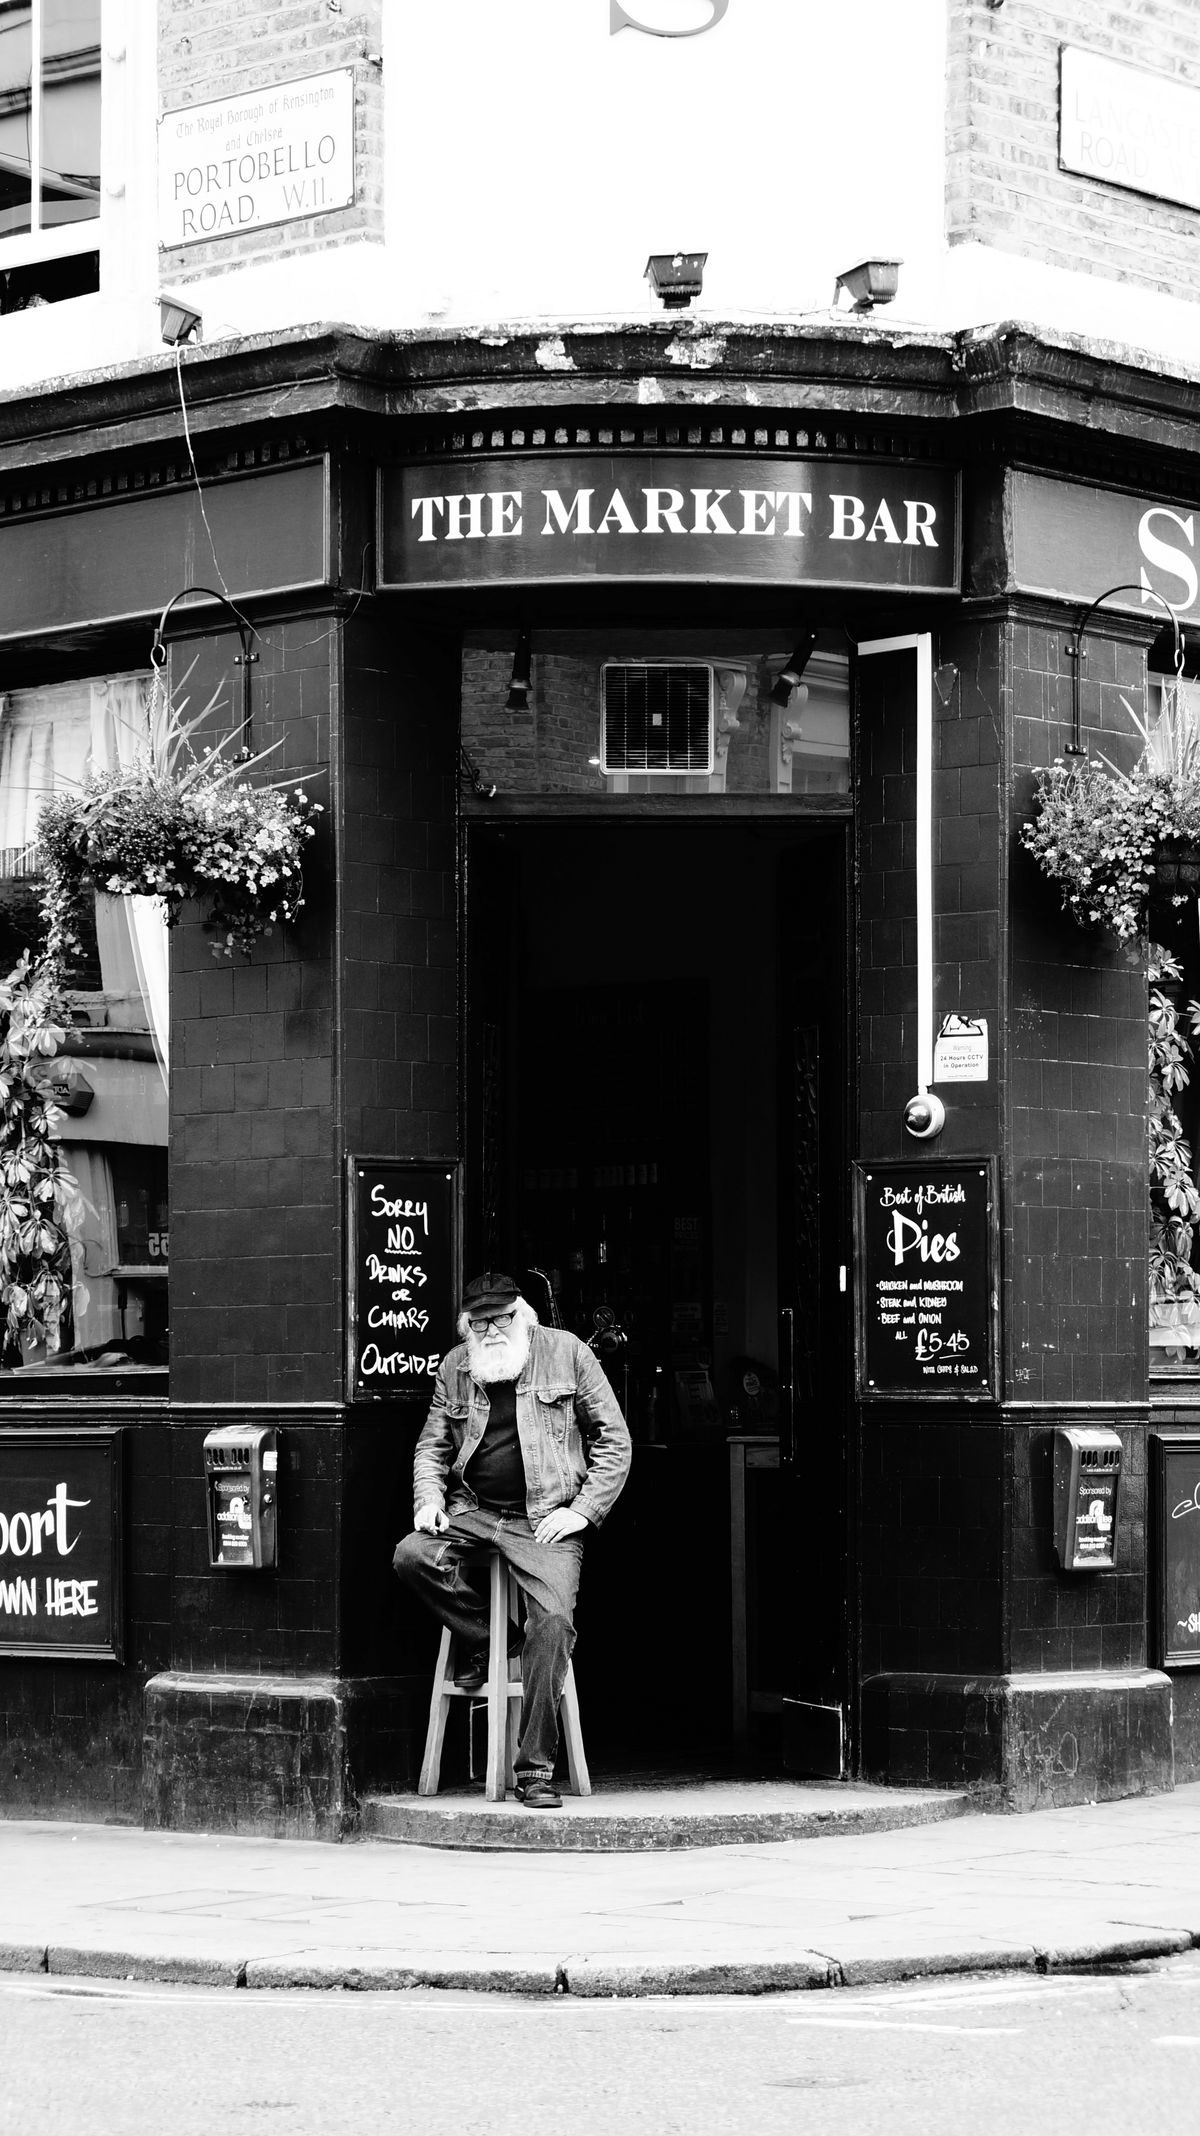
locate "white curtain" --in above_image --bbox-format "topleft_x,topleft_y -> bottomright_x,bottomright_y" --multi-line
58,1146 -> 121,1357
0,682 -> 92,865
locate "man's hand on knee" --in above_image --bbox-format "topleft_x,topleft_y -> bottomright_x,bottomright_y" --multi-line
535,1506 -> 588,1545
414,1503 -> 449,1534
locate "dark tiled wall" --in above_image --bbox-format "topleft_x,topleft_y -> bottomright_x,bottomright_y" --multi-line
0,1408 -> 170,1822
167,1414 -> 340,1675
339,611 -> 459,1161
169,618 -> 337,1404
1008,619 -> 1148,1406
856,611 -> 1153,1690
859,1416 -> 1004,1678
857,619 -> 1001,1163
1007,1422 -> 1145,1673
856,622 -> 1007,1682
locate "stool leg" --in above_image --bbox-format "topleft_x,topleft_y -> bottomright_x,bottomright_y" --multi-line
418,1625 -> 455,1796
485,1549 -> 508,1802
560,1663 -> 591,1797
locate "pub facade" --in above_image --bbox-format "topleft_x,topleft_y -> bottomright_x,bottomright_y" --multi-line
2,1 -> 1200,1830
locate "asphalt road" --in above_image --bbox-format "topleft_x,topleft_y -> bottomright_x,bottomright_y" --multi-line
4,1953 -> 1200,2134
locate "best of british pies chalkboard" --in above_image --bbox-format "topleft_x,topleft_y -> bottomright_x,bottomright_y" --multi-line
346,1157 -> 462,1401
854,1159 -> 999,1401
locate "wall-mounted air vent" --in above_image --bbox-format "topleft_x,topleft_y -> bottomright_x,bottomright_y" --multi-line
601,663 -> 714,776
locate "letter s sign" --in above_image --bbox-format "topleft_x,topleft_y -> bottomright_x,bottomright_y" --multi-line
611,0 -> 729,35
1139,506 -> 1199,617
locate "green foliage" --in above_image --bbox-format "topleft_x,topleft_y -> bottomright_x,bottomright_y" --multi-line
35,668 -> 322,967
1149,945 -> 1200,1344
1022,690 -> 1200,941
0,955 -> 78,1364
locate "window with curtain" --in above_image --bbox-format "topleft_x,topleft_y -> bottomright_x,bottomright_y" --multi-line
0,669 -> 168,1378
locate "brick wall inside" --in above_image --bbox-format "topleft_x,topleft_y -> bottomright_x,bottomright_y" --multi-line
158,0 -> 383,283
947,0 -> 1200,303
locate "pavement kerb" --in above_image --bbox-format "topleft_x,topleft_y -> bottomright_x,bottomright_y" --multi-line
1,1929 -> 1198,1996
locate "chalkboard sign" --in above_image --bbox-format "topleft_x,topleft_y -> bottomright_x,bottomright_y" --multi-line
854,1159 -> 999,1401
1152,1434 -> 1200,1667
0,1429 -> 124,1659
346,1156 -> 461,1401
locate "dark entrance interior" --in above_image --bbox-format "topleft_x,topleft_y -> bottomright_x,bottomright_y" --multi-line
465,817 -> 851,1772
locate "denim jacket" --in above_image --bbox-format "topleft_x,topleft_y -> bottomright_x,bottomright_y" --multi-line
413,1326 -> 632,1529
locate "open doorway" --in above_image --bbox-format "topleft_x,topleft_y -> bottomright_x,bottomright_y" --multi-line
464,817 -> 852,1774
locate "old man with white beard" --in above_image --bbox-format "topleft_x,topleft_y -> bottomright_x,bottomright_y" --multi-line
393,1271 -> 632,1808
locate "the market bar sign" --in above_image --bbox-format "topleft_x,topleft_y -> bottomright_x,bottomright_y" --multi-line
379,457 -> 961,593
346,1157 -> 462,1400
0,1429 -> 124,1660
854,1159 -> 999,1402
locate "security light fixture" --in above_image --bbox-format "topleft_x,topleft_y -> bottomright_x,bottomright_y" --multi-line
1065,584 -> 1185,756
645,251 -> 707,310
769,633 -> 818,707
833,258 -> 901,312
506,630 -> 533,712
159,293 -> 202,346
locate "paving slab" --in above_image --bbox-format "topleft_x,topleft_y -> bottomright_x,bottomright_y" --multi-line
0,1784 -> 1198,1997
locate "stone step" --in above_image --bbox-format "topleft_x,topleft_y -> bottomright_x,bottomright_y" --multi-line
359,1778 -> 977,1852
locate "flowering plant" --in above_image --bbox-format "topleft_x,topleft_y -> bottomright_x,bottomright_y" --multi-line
1021,687 -> 1200,941
1149,944 -> 1200,1356
35,670 -> 322,965
0,955 -> 78,1363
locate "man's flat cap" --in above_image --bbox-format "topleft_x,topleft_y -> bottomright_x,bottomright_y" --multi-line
462,1270 -> 521,1315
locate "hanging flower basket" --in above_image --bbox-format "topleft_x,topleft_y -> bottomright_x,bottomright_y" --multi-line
33,669 -> 322,967
1022,689 -> 1200,941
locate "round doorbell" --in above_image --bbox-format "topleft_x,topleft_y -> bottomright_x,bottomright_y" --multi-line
903,1092 -> 946,1140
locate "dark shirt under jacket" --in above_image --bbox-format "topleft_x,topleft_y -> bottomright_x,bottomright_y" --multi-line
462,1381 -> 526,1514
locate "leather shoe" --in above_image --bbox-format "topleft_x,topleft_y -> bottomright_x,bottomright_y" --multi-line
515,1775 -> 562,1809
453,1649 -> 488,1693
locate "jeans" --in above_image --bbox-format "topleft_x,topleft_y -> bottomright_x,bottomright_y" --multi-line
393,1506 -> 583,1780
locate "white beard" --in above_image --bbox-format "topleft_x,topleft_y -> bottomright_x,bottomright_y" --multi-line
463,1301 -> 536,1385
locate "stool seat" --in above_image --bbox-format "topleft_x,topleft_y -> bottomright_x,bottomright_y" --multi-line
417,1546 -> 590,1801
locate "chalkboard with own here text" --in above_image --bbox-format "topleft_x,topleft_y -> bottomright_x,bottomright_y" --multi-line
0,1428 -> 124,1659
346,1157 -> 462,1401
854,1159 -> 999,1401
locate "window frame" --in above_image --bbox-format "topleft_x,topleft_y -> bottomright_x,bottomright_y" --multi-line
0,0 -> 101,271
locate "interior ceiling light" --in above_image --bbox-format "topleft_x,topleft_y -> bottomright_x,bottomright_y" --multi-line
770,632 -> 818,707
506,629 -> 533,711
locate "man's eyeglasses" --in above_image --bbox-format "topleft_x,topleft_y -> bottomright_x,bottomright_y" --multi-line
468,1310 -> 517,1334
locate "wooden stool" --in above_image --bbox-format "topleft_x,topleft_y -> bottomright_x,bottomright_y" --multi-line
417,1547 -> 591,1802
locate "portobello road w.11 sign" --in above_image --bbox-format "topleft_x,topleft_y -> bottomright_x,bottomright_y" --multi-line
379,457 -> 961,593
